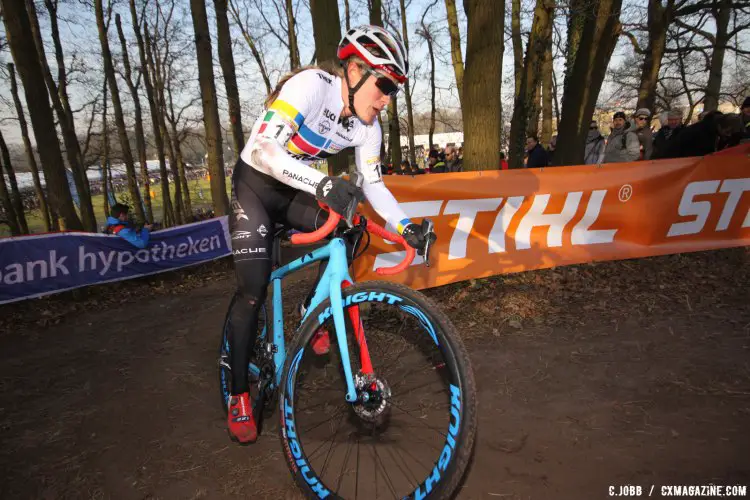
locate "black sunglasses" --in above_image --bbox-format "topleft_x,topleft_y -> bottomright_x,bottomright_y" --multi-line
365,68 -> 399,97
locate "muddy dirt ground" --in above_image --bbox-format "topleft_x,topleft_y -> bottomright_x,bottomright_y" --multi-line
1,247 -> 748,499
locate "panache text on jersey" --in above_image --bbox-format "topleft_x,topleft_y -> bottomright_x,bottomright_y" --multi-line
283,169 -> 320,189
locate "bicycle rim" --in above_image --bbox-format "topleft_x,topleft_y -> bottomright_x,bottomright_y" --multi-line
279,282 -> 476,499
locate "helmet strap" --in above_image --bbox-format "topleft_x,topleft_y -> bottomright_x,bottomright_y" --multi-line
342,63 -> 371,120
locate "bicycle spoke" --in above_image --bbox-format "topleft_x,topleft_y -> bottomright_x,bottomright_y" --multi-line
319,411 -> 348,479
334,435 -> 355,495
383,441 -> 419,491
371,441 -> 399,499
389,400 -> 448,439
299,406 -> 347,437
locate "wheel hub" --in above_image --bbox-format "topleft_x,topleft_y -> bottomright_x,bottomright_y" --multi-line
353,372 -> 391,422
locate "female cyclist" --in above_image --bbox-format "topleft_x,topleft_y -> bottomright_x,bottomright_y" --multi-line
226,25 -> 435,443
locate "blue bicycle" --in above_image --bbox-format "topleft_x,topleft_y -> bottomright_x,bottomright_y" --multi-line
219,194 -> 477,499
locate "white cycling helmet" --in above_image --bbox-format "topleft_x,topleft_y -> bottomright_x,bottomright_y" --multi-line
337,25 -> 408,84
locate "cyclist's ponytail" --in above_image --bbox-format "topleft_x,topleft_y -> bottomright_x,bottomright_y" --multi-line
264,57 -> 368,109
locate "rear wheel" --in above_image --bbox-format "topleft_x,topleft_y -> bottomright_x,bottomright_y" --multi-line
278,281 -> 477,499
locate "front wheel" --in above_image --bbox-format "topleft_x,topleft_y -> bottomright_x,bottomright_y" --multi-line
278,281 -> 477,499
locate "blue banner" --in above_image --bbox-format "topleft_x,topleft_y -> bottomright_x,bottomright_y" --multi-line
0,217 -> 231,305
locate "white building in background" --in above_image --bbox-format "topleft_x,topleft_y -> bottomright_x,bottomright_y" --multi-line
384,132 -> 464,151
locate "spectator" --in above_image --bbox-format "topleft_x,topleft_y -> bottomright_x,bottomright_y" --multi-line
396,160 -> 411,175
584,120 -> 606,164
444,145 -> 463,172
525,136 -> 549,168
604,111 -> 640,163
652,110 -> 686,159
429,149 -> 448,173
742,96 -> 750,139
658,111 -> 744,158
499,152 -> 509,170
632,108 -> 654,159
105,203 -> 152,249
547,135 -> 557,166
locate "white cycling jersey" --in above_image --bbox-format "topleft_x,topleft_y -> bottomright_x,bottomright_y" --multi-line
239,68 -> 411,233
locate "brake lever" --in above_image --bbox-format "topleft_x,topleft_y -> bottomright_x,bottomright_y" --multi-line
343,172 -> 364,228
422,218 -> 435,267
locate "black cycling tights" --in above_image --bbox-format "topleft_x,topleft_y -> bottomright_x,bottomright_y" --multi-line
227,160 -> 357,394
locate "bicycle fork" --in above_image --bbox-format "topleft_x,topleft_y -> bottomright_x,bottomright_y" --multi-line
327,240 -> 375,403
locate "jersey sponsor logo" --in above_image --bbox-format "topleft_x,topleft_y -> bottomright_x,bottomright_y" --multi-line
282,169 -> 320,190
231,200 -> 248,221
317,72 -> 332,85
335,131 -> 353,142
231,230 -> 253,240
318,121 -> 331,135
323,108 -> 336,122
233,248 -> 267,255
327,142 -> 344,153
321,179 -> 333,197
257,224 -> 268,237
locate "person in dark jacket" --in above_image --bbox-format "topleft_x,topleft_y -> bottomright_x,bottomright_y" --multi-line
105,203 -> 152,249
741,96 -> 750,140
525,136 -> 549,168
652,110 -> 686,159
444,145 -> 463,172
428,149 -> 448,173
659,111 -> 743,159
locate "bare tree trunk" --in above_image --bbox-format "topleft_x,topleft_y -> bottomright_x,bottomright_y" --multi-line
445,0 -> 464,106
387,97 -> 402,167
214,0 -> 245,155
101,75 -> 111,218
115,14 -> 153,223
541,44 -> 554,145
635,0 -> 676,111
8,62 -> 50,231
367,0 -> 401,167
141,21 -> 174,226
285,0 -> 301,69
555,0 -> 623,166
344,0 -> 351,30
0,129 -> 28,233
26,0 -> 97,231
399,0 -> 417,166
310,0 -> 349,176
427,30 -> 436,152
564,0 -> 587,94
0,164 -> 20,235
95,0 -> 145,223
703,0 -> 731,112
508,0 -> 555,169
190,0 -> 229,216
527,82 -> 543,138
370,0 -> 383,25
511,0 -> 523,98
229,0 -> 272,95
151,28 -> 184,226
462,0 -> 504,171
1,0 -> 82,230
176,142 -> 192,216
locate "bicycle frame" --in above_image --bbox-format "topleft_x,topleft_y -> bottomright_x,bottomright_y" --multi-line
248,236 -> 364,404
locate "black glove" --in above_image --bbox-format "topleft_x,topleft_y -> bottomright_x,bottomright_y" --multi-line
402,221 -> 437,256
316,176 -> 365,216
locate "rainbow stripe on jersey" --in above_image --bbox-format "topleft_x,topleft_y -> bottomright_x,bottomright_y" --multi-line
259,99 -> 336,160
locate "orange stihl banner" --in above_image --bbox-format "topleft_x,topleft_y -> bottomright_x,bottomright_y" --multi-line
353,144 -> 750,290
